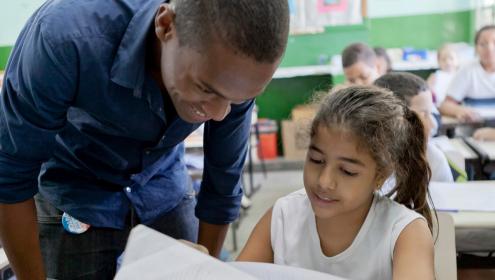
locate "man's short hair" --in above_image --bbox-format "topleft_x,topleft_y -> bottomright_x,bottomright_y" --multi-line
341,43 -> 376,68
173,0 -> 289,63
373,72 -> 429,106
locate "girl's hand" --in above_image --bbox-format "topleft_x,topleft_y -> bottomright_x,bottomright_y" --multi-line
455,107 -> 481,122
473,127 -> 495,141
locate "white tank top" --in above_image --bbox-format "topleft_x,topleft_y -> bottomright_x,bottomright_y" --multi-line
432,70 -> 455,105
271,189 -> 424,280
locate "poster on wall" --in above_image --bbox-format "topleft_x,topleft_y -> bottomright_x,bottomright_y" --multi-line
289,0 -> 363,34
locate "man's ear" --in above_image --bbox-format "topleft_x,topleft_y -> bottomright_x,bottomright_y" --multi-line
155,4 -> 176,43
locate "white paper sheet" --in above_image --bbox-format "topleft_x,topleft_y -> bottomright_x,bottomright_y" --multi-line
115,225 -> 256,280
429,182 -> 495,212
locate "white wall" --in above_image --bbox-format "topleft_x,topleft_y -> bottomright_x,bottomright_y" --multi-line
1,0 -> 492,46
368,0 -> 475,18
0,0 -> 45,46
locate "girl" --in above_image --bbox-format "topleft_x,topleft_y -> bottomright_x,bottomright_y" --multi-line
439,25 -> 495,122
427,44 -> 459,106
237,86 -> 435,279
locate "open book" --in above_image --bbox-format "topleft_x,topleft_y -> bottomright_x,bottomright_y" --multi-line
115,225 -> 341,279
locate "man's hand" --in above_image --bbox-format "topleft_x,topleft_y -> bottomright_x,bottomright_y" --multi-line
0,199 -> 45,280
179,239 -> 209,255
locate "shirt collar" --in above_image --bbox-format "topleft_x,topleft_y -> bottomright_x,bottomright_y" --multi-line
110,0 -> 166,90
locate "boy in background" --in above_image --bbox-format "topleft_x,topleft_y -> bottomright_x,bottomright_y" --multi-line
342,43 -> 380,85
375,72 -> 455,183
374,47 -> 392,76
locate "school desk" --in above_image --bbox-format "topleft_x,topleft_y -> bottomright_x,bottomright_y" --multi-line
430,181 -> 495,253
464,138 -> 495,177
439,116 -> 485,137
431,137 -> 483,180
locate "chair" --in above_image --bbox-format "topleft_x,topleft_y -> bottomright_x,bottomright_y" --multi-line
433,212 -> 457,280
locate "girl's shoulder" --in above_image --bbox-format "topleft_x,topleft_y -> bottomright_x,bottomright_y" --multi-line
373,194 -> 426,251
373,194 -> 425,231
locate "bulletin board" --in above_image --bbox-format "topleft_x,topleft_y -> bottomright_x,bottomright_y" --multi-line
289,0 -> 366,34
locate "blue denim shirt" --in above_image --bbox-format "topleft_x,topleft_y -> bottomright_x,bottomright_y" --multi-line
0,0 -> 253,228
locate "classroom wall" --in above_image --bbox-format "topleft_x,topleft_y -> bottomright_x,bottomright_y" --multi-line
0,0 -> 478,70
0,1 -> 482,156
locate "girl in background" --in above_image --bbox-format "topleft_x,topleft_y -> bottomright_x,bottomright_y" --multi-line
427,44 -> 459,105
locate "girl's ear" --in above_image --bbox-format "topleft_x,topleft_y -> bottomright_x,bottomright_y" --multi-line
374,172 -> 388,191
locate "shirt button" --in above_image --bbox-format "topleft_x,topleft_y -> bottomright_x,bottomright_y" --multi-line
125,187 -> 132,193
159,107 -> 163,112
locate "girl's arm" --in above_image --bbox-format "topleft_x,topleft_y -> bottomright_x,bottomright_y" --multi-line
473,127 -> 495,141
392,219 -> 435,280
439,96 -> 480,122
236,207 -> 274,262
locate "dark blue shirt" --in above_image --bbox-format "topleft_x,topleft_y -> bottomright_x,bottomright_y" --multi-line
0,0 -> 253,228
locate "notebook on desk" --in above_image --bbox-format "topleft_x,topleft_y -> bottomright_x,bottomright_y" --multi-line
429,181 -> 495,212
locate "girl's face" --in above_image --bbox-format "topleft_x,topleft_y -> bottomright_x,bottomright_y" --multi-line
303,125 -> 383,221
476,29 -> 495,70
438,49 -> 458,72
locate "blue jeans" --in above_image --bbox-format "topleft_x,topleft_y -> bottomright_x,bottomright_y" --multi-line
35,187 -> 198,280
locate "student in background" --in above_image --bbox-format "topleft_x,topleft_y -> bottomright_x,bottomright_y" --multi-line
375,72 -> 454,183
342,43 -> 380,85
237,86 -> 435,280
374,47 -> 392,76
427,44 -> 459,105
439,25 -> 495,122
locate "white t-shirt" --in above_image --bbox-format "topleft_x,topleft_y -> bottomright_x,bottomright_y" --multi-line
427,141 -> 454,182
447,60 -> 495,102
431,70 -> 456,105
271,189 -> 424,280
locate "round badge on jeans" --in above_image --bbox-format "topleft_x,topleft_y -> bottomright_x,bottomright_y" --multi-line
62,212 -> 91,234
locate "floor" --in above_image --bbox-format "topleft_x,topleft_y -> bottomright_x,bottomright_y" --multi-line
224,170 -> 302,258
225,170 -> 495,280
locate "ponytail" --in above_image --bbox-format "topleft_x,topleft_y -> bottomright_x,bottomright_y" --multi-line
393,107 -> 434,231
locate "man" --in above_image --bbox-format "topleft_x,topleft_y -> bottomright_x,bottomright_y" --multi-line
0,0 -> 289,278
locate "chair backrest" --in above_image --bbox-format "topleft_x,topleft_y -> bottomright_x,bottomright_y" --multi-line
433,212 -> 457,280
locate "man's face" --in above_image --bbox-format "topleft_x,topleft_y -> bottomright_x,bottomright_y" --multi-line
344,61 -> 379,86
155,6 -> 280,123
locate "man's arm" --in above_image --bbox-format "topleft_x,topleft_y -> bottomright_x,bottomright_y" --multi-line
195,100 -> 255,256
0,199 -> 44,280
197,221 -> 229,257
0,12 -> 77,277
439,97 -> 480,122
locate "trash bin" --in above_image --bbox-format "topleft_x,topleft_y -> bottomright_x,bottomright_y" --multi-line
256,119 -> 278,160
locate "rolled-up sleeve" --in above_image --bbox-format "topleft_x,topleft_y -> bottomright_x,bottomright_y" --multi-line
195,100 -> 254,224
0,23 -> 76,203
